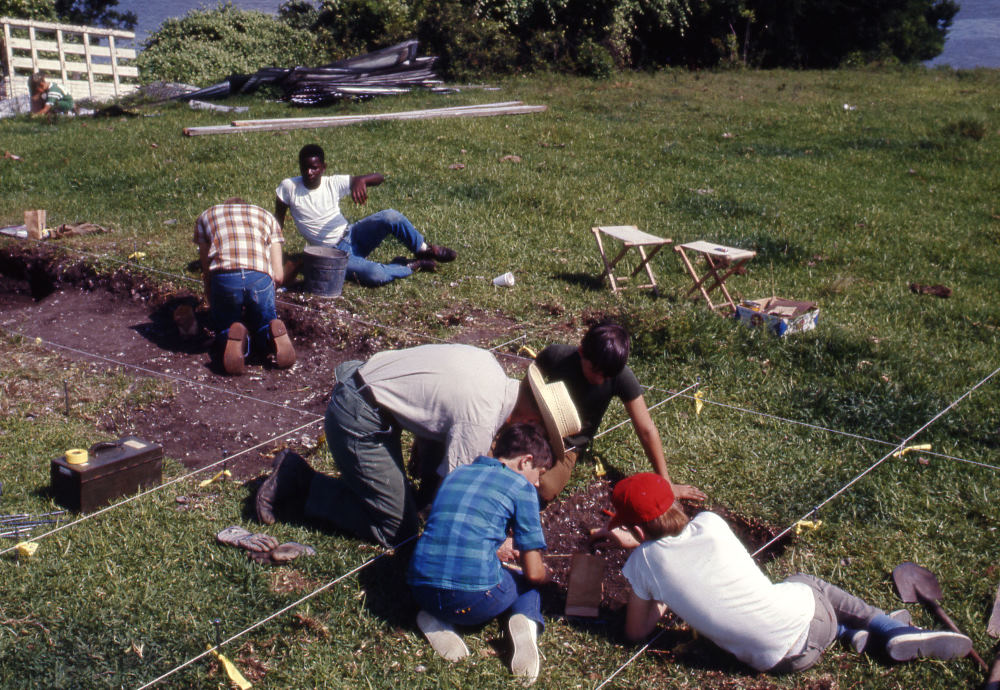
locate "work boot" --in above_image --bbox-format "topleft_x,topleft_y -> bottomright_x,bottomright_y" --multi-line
406,258 -> 437,273
416,610 -> 469,662
508,614 -> 540,684
415,244 -> 457,263
223,322 -> 248,375
269,318 -> 296,369
883,627 -> 972,661
255,450 -> 314,525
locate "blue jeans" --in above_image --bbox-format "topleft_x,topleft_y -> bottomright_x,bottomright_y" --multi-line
209,269 -> 277,344
307,361 -> 419,547
411,568 -> 545,633
335,209 -> 426,287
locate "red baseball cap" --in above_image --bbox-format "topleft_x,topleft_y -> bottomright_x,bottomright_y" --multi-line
609,473 -> 675,528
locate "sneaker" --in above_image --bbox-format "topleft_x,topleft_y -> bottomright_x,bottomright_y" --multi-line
889,608 -> 912,626
884,627 -> 972,661
269,318 -> 296,369
223,322 -> 248,375
415,244 -> 457,263
508,613 -> 540,684
255,450 -> 314,525
847,629 -> 869,653
406,258 -> 437,273
416,610 -> 469,662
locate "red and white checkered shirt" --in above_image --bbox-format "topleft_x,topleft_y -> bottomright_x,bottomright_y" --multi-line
193,202 -> 284,278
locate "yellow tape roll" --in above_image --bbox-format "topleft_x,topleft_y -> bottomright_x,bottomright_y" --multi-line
65,448 -> 89,465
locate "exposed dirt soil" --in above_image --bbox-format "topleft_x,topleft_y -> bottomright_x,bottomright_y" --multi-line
1,243 -> 790,627
0,244 -> 529,478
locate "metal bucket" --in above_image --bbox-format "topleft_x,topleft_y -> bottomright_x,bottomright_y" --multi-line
303,246 -> 348,298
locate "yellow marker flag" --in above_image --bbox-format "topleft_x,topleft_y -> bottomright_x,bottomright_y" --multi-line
794,519 -> 822,536
16,541 -> 39,558
517,345 -> 538,359
198,469 -> 232,488
694,390 -> 704,416
892,443 -> 932,458
594,457 -> 607,477
127,251 -> 146,261
208,646 -> 251,690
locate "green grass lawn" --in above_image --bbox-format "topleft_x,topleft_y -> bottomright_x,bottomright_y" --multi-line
1,66 -> 999,688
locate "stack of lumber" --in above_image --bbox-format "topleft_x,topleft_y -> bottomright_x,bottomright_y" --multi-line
183,101 -> 547,136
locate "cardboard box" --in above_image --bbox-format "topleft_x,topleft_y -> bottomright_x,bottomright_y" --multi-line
50,436 -> 163,513
735,297 -> 819,337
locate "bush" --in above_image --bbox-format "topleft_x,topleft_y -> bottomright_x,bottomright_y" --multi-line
135,4 -> 317,85
574,38 -> 615,78
414,0 -> 518,80
311,0 -> 415,61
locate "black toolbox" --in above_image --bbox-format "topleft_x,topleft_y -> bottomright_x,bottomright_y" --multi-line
50,436 -> 163,513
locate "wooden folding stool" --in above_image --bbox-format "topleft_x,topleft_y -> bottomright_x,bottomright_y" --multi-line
674,240 -> 756,313
591,225 -> 672,294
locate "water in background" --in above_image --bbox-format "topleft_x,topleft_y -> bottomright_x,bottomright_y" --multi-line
925,0 -> 1000,69
118,0 -> 997,67
115,0 -> 283,46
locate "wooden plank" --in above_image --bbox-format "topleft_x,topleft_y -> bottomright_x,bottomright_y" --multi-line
7,36 -> 136,60
3,23 -> 14,99
10,56 -> 138,77
232,100 -> 525,127
186,104 -> 547,136
82,32 -> 94,97
108,35 -> 120,94
28,26 -> 38,73
55,29 -> 67,82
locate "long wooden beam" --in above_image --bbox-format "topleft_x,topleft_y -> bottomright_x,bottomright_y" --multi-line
183,103 -> 547,136
231,100 -> 525,127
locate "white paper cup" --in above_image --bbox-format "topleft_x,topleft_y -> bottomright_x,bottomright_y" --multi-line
493,271 -> 515,287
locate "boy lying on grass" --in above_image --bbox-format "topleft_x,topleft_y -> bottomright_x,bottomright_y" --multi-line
592,473 -> 972,673
535,322 -> 705,503
407,423 -> 552,685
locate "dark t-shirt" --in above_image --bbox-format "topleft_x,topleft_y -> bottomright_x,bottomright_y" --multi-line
535,344 -> 643,447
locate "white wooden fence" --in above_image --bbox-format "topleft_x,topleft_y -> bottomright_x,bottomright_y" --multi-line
1,16 -> 138,102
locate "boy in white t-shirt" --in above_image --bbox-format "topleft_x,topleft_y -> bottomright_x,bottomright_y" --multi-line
593,473 -> 972,673
275,143 -> 456,287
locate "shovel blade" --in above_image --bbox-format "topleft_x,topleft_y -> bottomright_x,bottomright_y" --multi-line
988,581 -> 1000,638
893,561 -> 944,604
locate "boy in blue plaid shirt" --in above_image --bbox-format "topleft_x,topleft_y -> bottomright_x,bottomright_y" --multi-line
407,423 -> 552,684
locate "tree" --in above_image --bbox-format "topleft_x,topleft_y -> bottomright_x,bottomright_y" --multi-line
53,0 -> 136,30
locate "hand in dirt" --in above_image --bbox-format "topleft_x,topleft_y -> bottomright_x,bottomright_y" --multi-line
497,536 -> 520,563
673,483 -> 706,502
589,525 -> 641,550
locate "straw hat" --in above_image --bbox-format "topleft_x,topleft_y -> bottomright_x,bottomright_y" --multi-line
526,362 -> 582,462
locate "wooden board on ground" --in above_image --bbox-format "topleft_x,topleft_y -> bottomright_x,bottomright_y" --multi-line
565,553 -> 605,617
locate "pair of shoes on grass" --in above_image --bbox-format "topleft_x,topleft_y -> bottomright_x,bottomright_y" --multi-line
416,610 -> 539,684
216,525 -> 315,565
222,319 -> 295,375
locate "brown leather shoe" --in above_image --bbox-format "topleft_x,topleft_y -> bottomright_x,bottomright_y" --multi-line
223,322 -> 248,375
269,318 -> 296,369
255,450 -> 314,525
415,244 -> 457,262
407,258 -> 438,273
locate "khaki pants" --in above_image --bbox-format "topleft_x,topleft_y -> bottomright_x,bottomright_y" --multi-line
538,449 -> 580,503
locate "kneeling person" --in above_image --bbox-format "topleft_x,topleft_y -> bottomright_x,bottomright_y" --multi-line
408,423 -> 552,684
194,197 -> 295,375
598,473 -> 972,673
